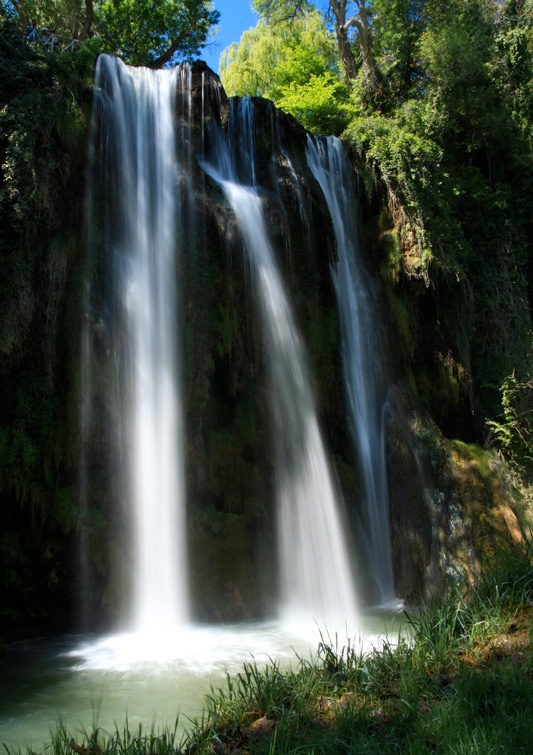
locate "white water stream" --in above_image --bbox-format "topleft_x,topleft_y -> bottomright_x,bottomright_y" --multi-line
223,181 -> 358,625
307,136 -> 397,606
201,97 -> 359,627
86,56 -> 189,631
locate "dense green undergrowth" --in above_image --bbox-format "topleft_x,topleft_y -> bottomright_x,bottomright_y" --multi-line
8,538 -> 532,755
0,11 -> 94,639
222,0 -> 533,441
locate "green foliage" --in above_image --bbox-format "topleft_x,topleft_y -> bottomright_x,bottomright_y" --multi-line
489,2 -> 533,142
1,0 -> 219,66
220,10 -> 353,134
420,11 -> 493,129
487,374 -> 533,477
0,12 -> 87,637
252,0 -> 313,23
0,13 -> 90,238
344,2 -> 533,432
276,70 -> 354,135
370,0 -> 429,104
1,0 -> 91,37
97,0 -> 219,66
345,112 -> 444,278
222,1 -> 533,442
182,540 -> 533,753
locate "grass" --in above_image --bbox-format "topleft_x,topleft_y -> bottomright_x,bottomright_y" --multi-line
4,540 -> 533,755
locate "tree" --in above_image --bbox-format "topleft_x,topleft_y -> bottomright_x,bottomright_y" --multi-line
1,0 -> 219,65
370,0 -> 428,103
97,0 -> 219,67
252,0 -> 382,101
329,1 -> 378,90
220,9 -> 354,133
2,0 -> 94,38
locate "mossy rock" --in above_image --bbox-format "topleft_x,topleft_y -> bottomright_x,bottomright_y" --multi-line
387,384 -> 524,604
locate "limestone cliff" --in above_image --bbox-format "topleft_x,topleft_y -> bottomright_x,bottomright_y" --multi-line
0,30 -> 528,640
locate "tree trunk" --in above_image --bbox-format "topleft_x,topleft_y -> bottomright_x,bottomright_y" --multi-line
352,2 -> 382,100
72,0 -> 80,38
330,0 -> 382,105
80,0 -> 94,39
149,34 -> 187,69
330,0 -> 358,82
13,0 -> 30,28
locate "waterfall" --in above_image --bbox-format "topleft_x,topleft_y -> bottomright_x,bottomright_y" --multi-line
83,55 -> 189,632
202,101 -> 358,626
307,136 -> 397,606
81,58 -> 396,634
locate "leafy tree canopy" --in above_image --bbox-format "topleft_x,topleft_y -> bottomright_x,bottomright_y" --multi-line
98,0 -> 219,67
220,9 -> 354,133
224,0 -> 533,436
1,0 -> 220,66
2,0 -> 93,38
251,1 -> 380,96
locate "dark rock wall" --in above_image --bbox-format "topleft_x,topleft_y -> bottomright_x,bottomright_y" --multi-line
171,75 -> 352,621
0,52 -> 525,641
0,27 -> 92,639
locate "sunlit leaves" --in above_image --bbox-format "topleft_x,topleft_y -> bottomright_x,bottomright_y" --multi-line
220,10 -> 353,133
276,72 -> 354,134
97,0 -> 219,66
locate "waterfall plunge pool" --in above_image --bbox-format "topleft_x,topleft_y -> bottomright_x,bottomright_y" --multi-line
0,612 -> 406,749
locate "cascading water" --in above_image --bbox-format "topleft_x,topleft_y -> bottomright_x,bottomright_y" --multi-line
0,62 -> 414,748
307,136 -> 397,606
81,58 -> 398,635
84,55 -> 188,632
202,101 -> 359,626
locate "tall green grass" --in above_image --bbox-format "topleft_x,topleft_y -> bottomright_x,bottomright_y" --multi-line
4,539 -> 532,754
182,536 -> 533,754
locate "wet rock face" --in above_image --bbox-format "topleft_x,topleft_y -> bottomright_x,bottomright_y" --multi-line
181,68 -> 525,615
386,385 -> 523,604
73,64 -> 529,622
176,68 -> 347,621
1,58 -> 526,640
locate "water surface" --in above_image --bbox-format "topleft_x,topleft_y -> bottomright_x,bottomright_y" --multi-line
0,614 -> 404,749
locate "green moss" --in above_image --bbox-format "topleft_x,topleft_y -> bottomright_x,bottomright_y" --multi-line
214,302 -> 238,358
388,292 -> 412,353
415,350 -> 470,418
378,227 -> 402,286
451,439 -> 498,485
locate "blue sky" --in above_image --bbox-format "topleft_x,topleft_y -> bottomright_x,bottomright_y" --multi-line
201,0 -> 259,73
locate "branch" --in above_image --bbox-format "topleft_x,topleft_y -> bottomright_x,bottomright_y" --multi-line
256,0 -> 309,24
148,32 -> 188,69
342,16 -> 360,33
